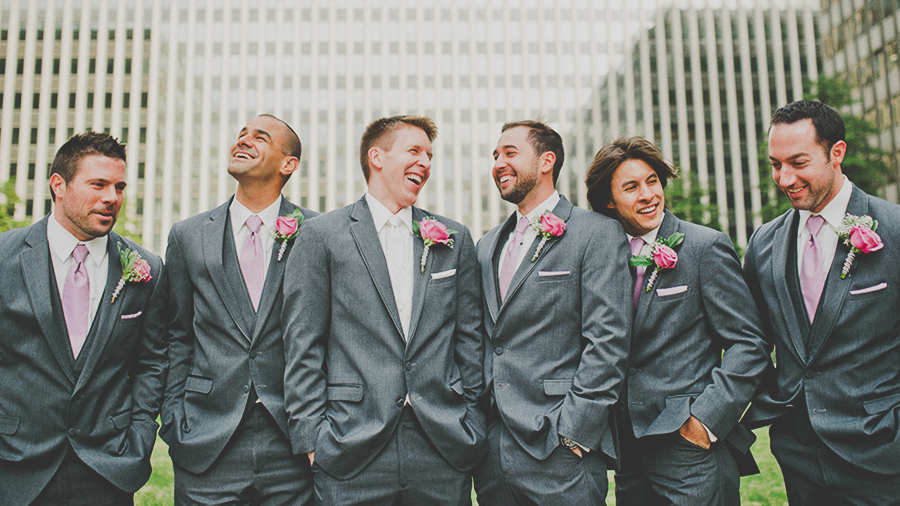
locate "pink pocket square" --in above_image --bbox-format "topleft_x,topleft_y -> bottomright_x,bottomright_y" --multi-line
120,311 -> 143,320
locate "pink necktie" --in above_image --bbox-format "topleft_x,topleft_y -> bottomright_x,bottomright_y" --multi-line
631,237 -> 645,311
240,215 -> 265,311
800,215 -> 825,323
499,216 -> 530,302
63,244 -> 90,358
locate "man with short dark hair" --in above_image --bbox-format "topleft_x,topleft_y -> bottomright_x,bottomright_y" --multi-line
743,100 -> 900,503
161,114 -> 316,505
585,136 -> 769,506
472,121 -> 631,505
0,132 -> 168,506
283,115 -> 486,505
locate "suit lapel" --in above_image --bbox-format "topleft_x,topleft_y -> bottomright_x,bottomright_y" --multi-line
203,200 -> 252,342
405,207 -> 428,346
806,186 -> 867,363
21,218 -> 76,384
500,196 -> 572,312
483,213 -> 517,323
349,198 -> 405,340
76,233 -> 126,390
771,210 -> 808,363
252,198 -> 297,340
632,212 -> 678,337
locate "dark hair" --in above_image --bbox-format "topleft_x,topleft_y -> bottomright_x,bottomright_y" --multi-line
585,136 -> 679,217
501,120 -> 565,185
259,113 -> 302,160
769,100 -> 845,155
359,115 -> 437,181
50,131 -> 127,200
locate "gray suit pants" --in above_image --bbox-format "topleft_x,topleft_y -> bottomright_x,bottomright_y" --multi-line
31,448 -> 132,506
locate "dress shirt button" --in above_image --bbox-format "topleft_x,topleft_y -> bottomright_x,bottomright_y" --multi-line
628,367 -> 637,375
243,385 -> 250,393
805,371 -> 815,379
405,362 -> 413,371
494,347 -> 503,356
397,399 -> 405,408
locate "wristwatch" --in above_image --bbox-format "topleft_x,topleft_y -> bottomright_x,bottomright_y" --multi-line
559,435 -> 579,450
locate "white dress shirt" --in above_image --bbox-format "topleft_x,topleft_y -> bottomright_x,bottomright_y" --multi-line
230,195 -> 283,277
796,176 -> 852,278
47,213 -> 109,333
497,191 -> 561,278
366,192 -> 414,339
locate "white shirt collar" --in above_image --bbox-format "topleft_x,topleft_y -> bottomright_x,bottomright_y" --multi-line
47,212 -> 108,266
365,192 -> 413,233
798,175 -> 852,232
229,195 -> 283,236
626,210 -> 664,246
516,191 -> 561,224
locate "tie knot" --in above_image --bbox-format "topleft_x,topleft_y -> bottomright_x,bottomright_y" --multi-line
387,215 -> 404,229
630,237 -> 644,257
515,216 -> 530,235
807,215 -> 825,237
245,215 -> 262,233
72,243 -> 89,263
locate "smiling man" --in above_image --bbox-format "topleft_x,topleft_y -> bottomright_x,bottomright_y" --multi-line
0,132 -> 167,506
160,114 -> 316,505
585,136 -> 768,506
472,121 -> 631,505
282,115 -> 486,505
742,100 -> 900,504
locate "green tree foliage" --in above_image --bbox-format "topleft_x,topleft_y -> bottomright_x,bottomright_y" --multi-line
0,179 -> 30,233
758,75 -> 894,222
665,173 -> 722,233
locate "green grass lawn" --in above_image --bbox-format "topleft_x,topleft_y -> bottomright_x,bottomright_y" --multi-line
137,428 -> 786,505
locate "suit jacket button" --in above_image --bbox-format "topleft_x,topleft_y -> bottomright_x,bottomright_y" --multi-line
405,362 -> 413,371
243,385 -> 250,393
628,367 -> 637,375
250,351 -> 258,358
397,399 -> 405,408
68,428 -> 77,436
494,347 -> 503,355
805,371 -> 815,379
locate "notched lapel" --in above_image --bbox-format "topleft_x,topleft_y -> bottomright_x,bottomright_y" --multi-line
76,235 -> 127,390
203,205 -> 252,342
807,187 -> 869,363
632,213 -> 678,337
483,214 -> 515,323
406,208 -> 429,346
349,199 -> 405,340
21,221 -> 75,384
771,211 -> 808,363
252,199 -> 299,340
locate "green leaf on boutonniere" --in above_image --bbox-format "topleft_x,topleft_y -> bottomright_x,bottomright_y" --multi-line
629,256 -> 655,267
665,232 -> 685,249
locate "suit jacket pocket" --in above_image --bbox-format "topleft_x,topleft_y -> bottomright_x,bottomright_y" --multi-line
536,270 -> 572,282
0,415 -> 19,435
111,410 -> 131,430
543,379 -> 574,397
327,384 -> 364,402
864,392 -> 900,415
849,282 -> 888,299
185,375 -> 214,394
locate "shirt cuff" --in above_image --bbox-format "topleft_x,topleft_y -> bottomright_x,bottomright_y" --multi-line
701,422 -> 718,443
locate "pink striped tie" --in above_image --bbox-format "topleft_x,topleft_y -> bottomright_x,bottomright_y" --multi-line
631,238 -> 645,311
800,215 -> 825,322
63,244 -> 90,358
240,215 -> 265,311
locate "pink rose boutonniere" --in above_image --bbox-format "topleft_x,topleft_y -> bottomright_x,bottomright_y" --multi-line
274,209 -> 305,261
530,212 -> 567,262
110,243 -> 152,303
836,213 -> 883,278
629,232 -> 684,292
414,217 -> 457,273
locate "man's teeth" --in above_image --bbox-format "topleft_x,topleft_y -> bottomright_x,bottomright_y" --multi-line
407,174 -> 422,184
787,186 -> 805,194
499,175 -> 511,184
637,204 -> 657,215
235,152 -> 251,159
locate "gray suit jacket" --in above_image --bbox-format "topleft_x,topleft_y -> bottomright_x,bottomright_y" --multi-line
477,196 -> 632,461
743,184 -> 900,474
0,217 -> 167,506
626,212 -> 767,471
282,197 -> 486,480
160,197 -> 317,473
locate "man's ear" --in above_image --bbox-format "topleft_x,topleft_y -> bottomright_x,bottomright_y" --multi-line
367,146 -> 384,173
280,156 -> 300,177
540,151 -> 556,175
49,173 -> 66,201
830,140 -> 846,167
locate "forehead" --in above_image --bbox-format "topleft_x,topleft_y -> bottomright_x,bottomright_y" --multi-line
74,154 -> 126,180
768,119 -> 819,154
240,116 -> 286,139
496,126 -> 532,151
613,158 -> 655,181
386,125 -> 431,150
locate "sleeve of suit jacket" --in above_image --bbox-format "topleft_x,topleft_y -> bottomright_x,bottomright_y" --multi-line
282,220 -> 330,454
452,226 -> 486,403
161,224 -> 195,429
686,231 -> 769,438
559,219 -> 632,451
